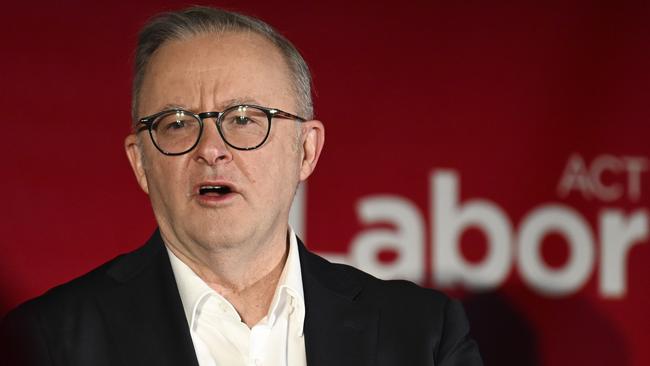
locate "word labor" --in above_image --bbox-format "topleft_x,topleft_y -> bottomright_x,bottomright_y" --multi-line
558,153 -> 648,202
341,170 -> 648,299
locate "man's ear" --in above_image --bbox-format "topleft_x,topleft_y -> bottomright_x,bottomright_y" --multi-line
125,134 -> 150,194
299,120 -> 325,181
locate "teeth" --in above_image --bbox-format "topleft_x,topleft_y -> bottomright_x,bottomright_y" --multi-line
199,185 -> 231,195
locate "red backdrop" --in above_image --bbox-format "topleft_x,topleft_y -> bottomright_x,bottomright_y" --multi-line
2,1 -> 649,365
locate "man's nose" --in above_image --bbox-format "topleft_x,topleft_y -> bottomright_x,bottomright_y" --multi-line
193,119 -> 232,165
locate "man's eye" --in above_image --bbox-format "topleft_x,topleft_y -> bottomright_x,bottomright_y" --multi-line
159,119 -> 189,132
233,116 -> 251,125
224,115 -> 257,127
168,120 -> 186,129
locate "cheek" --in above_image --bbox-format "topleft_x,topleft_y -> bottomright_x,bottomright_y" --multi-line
268,150 -> 302,193
240,148 -> 300,195
237,128 -> 300,183
146,158 -> 188,200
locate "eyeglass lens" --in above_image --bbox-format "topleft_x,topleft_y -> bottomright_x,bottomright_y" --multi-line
150,106 -> 270,154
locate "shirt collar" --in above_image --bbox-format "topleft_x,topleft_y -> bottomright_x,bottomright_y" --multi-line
166,227 -> 305,333
166,244 -> 213,330
267,227 -> 305,330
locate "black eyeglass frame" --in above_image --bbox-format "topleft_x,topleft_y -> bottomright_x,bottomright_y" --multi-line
137,104 -> 307,156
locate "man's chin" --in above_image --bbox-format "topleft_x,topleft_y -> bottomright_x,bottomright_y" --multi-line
183,224 -> 254,251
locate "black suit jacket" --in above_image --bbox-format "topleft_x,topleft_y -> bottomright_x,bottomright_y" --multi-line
1,230 -> 482,365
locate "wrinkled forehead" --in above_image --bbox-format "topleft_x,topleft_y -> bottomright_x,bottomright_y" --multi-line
138,31 -> 296,115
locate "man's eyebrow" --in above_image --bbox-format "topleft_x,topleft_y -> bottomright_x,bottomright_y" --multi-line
220,97 -> 262,108
157,98 -> 263,113
159,103 -> 190,111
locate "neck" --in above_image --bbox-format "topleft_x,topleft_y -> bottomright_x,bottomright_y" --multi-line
164,226 -> 290,327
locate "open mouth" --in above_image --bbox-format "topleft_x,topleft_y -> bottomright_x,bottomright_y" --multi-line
198,185 -> 233,196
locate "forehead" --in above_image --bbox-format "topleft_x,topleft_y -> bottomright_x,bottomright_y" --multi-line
139,31 -> 295,114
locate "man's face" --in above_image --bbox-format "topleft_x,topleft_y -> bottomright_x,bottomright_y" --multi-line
125,32 -> 323,253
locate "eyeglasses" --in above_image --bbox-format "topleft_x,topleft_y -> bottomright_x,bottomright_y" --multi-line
137,105 -> 306,155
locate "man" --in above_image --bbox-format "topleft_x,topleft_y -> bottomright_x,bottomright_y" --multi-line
1,6 -> 482,366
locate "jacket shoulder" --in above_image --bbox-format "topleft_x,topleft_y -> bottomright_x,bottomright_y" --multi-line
0,247 -> 139,366
303,247 -> 450,309
12,254 -> 123,315
301,248 -> 483,365
334,261 -> 452,314
3,233 -> 162,322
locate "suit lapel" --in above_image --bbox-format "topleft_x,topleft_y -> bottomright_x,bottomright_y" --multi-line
90,233 -> 377,366
96,230 -> 199,366
299,240 -> 379,366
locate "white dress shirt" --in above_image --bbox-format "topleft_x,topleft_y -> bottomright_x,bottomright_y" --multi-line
166,228 -> 307,366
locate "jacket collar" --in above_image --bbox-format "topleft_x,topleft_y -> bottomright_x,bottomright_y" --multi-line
97,231 -> 378,366
99,230 -> 200,366
298,238 -> 379,366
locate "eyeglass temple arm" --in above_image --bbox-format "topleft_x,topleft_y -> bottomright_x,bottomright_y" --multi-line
271,110 -> 307,122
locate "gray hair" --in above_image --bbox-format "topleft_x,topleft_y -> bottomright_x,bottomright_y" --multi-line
132,6 -> 313,126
